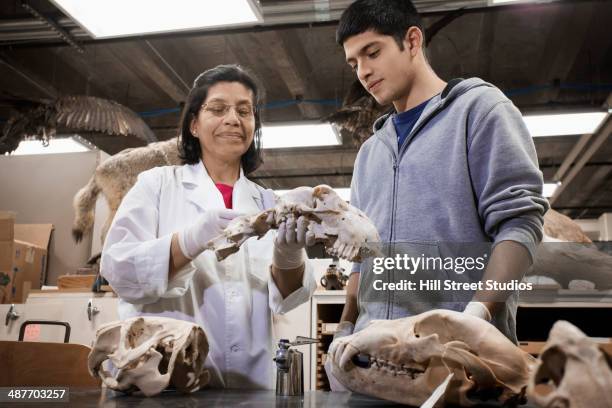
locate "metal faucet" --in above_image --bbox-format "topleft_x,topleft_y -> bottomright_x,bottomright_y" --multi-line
274,336 -> 318,396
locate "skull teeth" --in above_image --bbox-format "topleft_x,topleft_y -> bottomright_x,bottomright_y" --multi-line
368,356 -> 426,377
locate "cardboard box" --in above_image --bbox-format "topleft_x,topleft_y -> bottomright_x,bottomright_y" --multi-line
1,224 -> 53,304
0,271 -> 12,303
0,240 -> 13,271
12,240 -> 47,303
0,239 -> 15,304
0,211 -> 16,241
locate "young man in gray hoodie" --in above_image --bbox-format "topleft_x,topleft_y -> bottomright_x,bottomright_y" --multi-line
327,0 -> 549,378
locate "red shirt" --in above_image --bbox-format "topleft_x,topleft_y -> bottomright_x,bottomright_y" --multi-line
215,183 -> 233,209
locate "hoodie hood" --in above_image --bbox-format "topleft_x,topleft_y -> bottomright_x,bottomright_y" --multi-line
372,77 -> 495,133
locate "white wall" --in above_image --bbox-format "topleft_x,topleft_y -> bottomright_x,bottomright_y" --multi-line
0,151 -> 104,284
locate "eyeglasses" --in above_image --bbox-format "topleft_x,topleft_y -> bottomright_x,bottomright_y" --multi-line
200,102 -> 255,118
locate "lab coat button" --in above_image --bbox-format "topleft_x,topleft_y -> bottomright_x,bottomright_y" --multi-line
231,345 -> 240,352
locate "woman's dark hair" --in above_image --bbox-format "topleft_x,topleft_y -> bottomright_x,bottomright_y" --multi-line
336,0 -> 424,49
178,64 -> 264,174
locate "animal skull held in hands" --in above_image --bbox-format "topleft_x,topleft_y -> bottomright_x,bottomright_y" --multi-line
207,185 -> 380,262
329,310 -> 535,407
528,320 -> 612,408
88,317 -> 210,396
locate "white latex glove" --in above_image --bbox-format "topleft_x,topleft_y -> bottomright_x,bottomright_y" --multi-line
325,321 -> 355,392
328,321 -> 355,364
178,209 -> 242,260
272,214 -> 315,270
332,320 -> 355,341
464,301 -> 492,322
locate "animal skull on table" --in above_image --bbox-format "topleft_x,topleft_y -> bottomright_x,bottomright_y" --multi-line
329,309 -> 535,407
207,185 -> 381,262
528,320 -> 612,408
88,316 -> 210,396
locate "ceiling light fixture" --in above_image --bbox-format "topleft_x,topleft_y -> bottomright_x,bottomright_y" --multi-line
11,136 -> 91,155
275,188 -> 350,202
524,112 -> 607,137
261,123 -> 341,149
49,0 -> 262,39
490,0 -> 538,4
543,182 -> 561,198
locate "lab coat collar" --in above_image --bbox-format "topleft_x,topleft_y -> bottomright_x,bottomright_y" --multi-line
182,160 -> 263,214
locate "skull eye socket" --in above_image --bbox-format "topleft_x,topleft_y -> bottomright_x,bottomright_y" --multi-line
466,384 -> 504,402
157,344 -> 170,375
538,346 -> 567,387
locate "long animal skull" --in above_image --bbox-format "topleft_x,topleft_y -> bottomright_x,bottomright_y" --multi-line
207,185 -> 380,262
528,320 -> 612,408
88,317 -> 210,397
329,310 -> 535,406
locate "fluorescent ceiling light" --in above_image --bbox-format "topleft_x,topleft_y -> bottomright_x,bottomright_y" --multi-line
11,137 -> 91,155
490,0 -> 533,4
50,0 -> 261,39
543,182 -> 560,198
262,123 -> 341,149
275,188 -> 350,201
524,112 -> 607,137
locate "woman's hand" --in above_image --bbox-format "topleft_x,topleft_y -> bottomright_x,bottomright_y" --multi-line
272,215 -> 315,270
178,209 -> 242,260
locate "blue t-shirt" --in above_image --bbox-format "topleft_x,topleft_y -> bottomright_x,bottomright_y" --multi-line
392,98 -> 431,148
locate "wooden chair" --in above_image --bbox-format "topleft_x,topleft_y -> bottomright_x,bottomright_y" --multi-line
0,320 -> 100,387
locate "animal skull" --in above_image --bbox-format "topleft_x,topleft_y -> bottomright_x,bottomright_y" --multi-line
88,316 -> 210,396
329,310 -> 535,406
207,185 -> 380,262
528,320 -> 612,408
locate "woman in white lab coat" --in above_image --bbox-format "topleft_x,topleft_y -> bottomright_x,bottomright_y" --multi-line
101,65 -> 316,389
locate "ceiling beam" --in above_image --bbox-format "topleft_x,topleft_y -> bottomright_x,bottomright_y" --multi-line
254,146 -> 357,175
20,1 -> 84,53
550,114 -> 611,204
532,3 -> 594,104
475,12 -> 497,81
143,40 -> 190,93
0,51 -> 59,99
3,0 -> 607,49
107,42 -> 187,104
226,31 -> 324,120
569,165 -> 612,218
271,30 -> 325,119
552,133 -> 591,182
47,46 -> 112,99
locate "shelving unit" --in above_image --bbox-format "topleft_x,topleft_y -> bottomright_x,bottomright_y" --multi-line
310,290 -> 345,391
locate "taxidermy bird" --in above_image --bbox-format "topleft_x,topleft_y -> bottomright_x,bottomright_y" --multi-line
0,95 -> 157,154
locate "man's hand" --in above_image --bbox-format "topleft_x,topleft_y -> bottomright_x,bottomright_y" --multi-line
464,301 -> 492,321
325,321 -> 355,391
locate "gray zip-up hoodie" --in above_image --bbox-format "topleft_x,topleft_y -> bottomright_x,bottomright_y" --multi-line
352,78 -> 549,342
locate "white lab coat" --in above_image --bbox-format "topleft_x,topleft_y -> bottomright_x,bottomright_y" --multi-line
101,160 -> 316,389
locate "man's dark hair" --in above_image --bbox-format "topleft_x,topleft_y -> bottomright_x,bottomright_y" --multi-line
336,0 -> 424,49
178,64 -> 264,174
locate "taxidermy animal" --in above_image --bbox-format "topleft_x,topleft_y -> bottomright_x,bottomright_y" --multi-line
0,95 -> 157,154
72,138 -> 180,243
